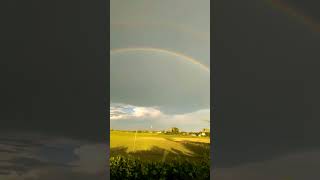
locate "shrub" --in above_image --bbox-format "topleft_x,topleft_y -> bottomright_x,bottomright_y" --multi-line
110,155 -> 210,180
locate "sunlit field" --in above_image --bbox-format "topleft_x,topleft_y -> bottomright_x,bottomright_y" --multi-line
110,130 -> 210,179
111,131 -> 209,158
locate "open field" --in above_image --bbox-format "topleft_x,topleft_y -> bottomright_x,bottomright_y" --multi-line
110,131 -> 210,161
110,130 -> 210,179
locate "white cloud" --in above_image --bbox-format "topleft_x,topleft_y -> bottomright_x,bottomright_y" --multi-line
110,103 -> 210,131
110,103 -> 162,120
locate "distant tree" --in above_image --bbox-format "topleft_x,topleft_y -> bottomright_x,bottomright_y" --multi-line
171,127 -> 180,134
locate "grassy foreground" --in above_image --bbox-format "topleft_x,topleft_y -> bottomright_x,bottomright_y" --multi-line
110,131 -> 210,179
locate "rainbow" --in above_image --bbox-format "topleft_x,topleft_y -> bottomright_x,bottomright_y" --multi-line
267,0 -> 320,32
110,47 -> 210,72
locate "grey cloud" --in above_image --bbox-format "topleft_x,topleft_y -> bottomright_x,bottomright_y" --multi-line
111,0 -> 210,67
111,52 -> 210,114
110,0 -> 210,115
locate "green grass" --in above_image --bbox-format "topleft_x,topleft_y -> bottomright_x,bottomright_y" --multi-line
110,131 -> 210,179
110,131 -> 210,161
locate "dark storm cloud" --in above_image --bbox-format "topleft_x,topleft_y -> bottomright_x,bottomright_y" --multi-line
0,0 -> 107,141
213,0 -> 320,171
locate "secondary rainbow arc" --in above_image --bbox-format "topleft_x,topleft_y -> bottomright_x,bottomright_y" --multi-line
110,47 -> 210,73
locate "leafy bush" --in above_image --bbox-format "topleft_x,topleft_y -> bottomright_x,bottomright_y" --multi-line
110,155 -> 210,180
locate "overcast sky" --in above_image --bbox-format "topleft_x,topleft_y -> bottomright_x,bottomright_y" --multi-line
110,0 -> 210,131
